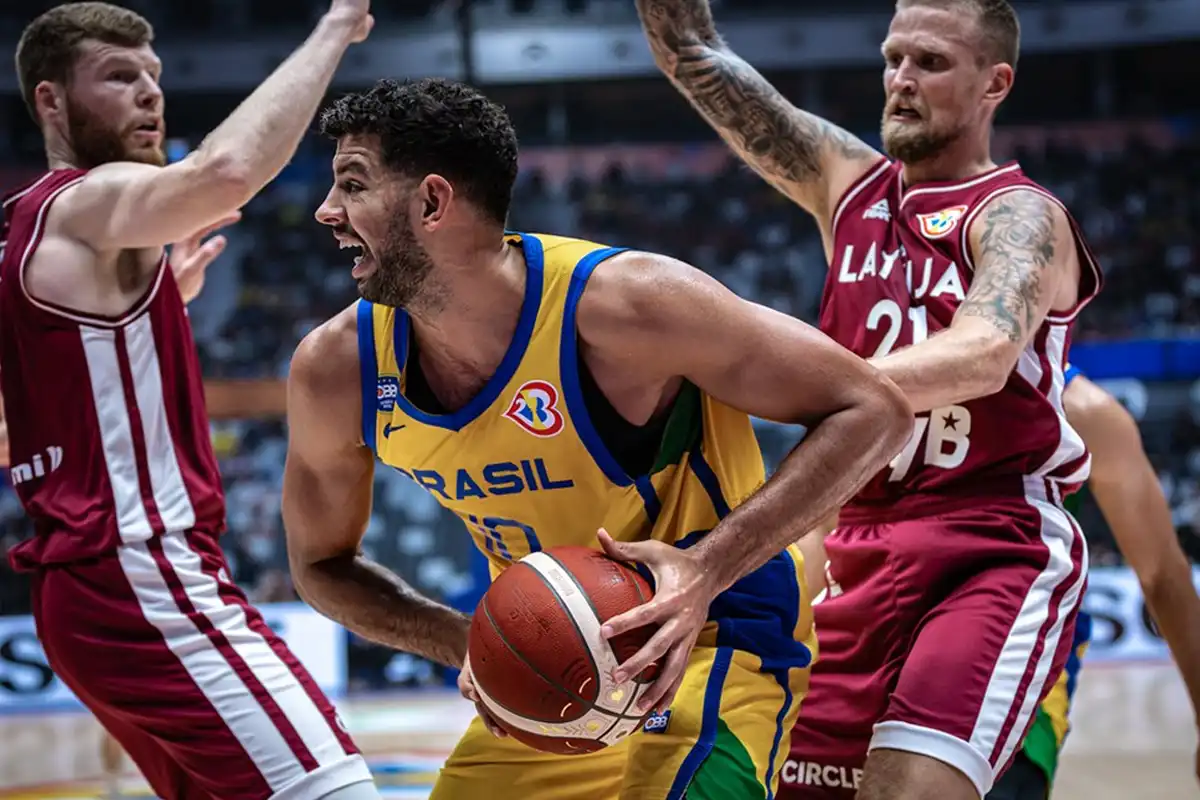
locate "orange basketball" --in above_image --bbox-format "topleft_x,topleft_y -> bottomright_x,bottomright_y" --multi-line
467,546 -> 662,754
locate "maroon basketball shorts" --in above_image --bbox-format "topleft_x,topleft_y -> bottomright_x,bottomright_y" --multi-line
31,530 -> 371,800
780,485 -> 1086,799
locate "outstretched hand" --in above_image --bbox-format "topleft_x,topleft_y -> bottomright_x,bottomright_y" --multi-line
597,528 -> 717,714
168,213 -> 240,304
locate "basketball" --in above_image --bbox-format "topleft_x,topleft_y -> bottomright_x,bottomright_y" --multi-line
467,546 -> 662,754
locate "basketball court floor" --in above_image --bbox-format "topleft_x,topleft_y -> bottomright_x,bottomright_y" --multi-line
0,662 -> 1193,799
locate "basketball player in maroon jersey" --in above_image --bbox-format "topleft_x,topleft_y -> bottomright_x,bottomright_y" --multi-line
0,3 -> 385,798
637,0 -> 1101,798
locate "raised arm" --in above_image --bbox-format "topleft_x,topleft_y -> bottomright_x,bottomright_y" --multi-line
55,3 -> 372,252
1065,376 -> 1200,737
282,306 -> 468,668
870,189 -> 1080,412
635,0 -> 882,237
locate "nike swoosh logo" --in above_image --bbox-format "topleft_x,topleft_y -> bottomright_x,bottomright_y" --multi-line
383,423 -> 406,437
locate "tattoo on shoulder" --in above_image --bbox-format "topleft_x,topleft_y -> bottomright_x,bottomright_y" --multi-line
960,192 -> 1059,343
637,0 -> 875,204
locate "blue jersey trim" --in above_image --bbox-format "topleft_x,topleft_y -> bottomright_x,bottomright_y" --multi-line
389,234 -> 545,431
635,476 -> 662,526
665,646 -> 733,800
765,669 -> 795,800
689,447 -> 732,520
1064,363 -> 1083,387
1065,609 -> 1091,700
356,300 -> 379,452
558,245 -> 632,487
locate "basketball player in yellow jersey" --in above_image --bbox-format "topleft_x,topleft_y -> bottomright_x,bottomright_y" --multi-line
281,77 -> 912,800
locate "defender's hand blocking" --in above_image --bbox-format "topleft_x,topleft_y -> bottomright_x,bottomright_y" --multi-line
168,213 -> 240,304
597,529 -> 717,714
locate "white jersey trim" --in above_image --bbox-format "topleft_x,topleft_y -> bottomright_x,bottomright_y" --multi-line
898,163 -> 1022,209
830,159 -> 893,242
958,184 -> 1102,324
17,175 -> 168,329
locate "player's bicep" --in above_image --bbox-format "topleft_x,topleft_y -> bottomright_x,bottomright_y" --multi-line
282,338 -> 375,567
56,155 -> 249,251
685,299 -> 902,425
959,189 -> 1072,353
1064,376 -> 1143,487
1065,378 -> 1182,577
589,253 -> 905,425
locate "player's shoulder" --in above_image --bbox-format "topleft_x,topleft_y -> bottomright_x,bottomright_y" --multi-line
828,157 -> 897,231
966,182 -> 1072,247
576,249 -> 723,339
36,163 -> 154,240
290,303 -> 361,396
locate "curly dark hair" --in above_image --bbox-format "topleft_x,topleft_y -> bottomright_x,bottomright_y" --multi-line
319,78 -> 519,226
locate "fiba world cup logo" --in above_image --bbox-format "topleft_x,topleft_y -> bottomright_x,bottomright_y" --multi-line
503,380 -> 565,438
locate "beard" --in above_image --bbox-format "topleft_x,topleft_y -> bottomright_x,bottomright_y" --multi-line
880,116 -> 964,165
356,213 -> 437,309
66,94 -> 165,168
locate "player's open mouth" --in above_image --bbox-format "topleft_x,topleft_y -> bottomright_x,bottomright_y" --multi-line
131,119 -> 162,141
890,105 -> 922,121
340,238 -> 374,277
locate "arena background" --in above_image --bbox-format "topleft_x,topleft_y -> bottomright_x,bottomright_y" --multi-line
1,0 -> 1199,797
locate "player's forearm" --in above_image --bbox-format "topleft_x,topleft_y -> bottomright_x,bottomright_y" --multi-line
195,15 -> 358,200
295,555 -> 470,669
1094,472 -> 1200,721
635,0 -> 840,211
1143,569 -> 1200,723
870,328 -> 1009,412
693,396 -> 909,593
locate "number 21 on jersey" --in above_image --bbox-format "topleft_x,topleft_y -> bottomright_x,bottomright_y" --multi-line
866,298 -> 972,482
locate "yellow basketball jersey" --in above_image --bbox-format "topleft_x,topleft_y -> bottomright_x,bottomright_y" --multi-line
356,233 -> 813,669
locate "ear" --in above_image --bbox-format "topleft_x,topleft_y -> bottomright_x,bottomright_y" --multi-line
417,174 -> 454,230
33,81 -> 65,123
983,62 -> 1014,105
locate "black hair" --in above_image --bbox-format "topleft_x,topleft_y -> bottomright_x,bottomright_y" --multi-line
319,77 -> 519,226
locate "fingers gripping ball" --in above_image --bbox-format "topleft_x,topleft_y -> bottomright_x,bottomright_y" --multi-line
468,546 -> 663,754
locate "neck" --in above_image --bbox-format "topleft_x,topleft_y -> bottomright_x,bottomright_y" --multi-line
407,236 -> 525,379
44,129 -> 81,172
899,128 -> 997,186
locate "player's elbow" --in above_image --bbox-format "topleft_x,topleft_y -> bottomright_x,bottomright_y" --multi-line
287,541 -> 334,607
192,147 -> 256,208
973,335 -> 1019,397
858,370 -> 914,457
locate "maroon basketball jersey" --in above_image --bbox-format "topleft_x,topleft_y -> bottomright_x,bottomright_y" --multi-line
820,160 -> 1102,516
0,170 -> 225,568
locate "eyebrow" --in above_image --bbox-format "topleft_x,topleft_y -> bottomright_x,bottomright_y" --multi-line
334,161 -> 368,177
98,54 -> 162,72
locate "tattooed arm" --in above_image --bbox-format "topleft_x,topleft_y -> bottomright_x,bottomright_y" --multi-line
636,0 -> 882,244
869,189 -> 1081,413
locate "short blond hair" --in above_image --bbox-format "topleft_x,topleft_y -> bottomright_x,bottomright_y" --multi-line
896,0 -> 1020,68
